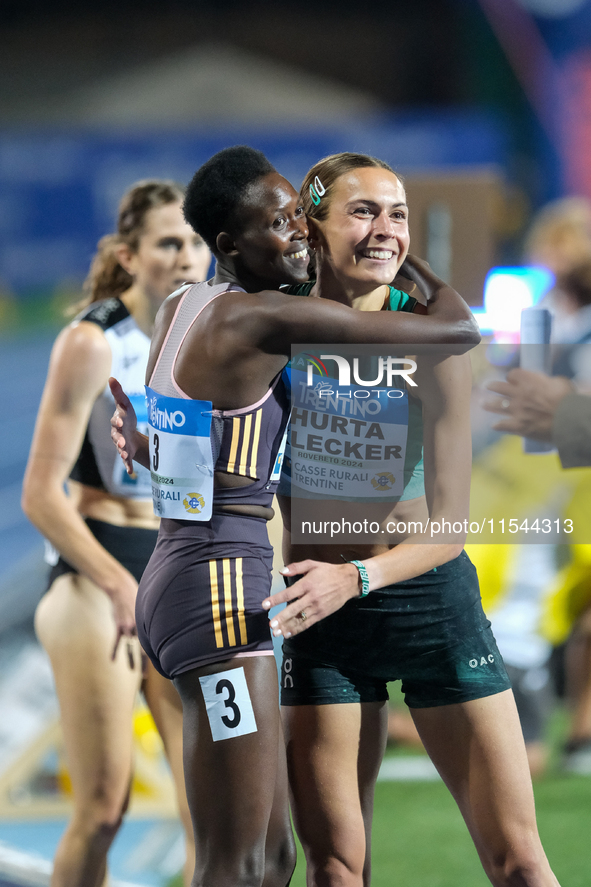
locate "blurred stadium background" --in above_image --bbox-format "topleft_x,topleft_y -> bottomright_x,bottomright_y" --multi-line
1,0 -> 591,884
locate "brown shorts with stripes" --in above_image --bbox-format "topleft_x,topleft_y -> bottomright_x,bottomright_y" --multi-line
136,513 -> 275,678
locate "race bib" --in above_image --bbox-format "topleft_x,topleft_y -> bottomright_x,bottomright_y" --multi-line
146,385 -> 214,520
198,667 -> 257,742
284,368 -> 409,500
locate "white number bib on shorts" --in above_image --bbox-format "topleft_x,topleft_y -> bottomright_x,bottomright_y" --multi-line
146,385 -> 214,520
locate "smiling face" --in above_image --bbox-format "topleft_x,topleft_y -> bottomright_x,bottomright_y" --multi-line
312,166 -> 410,292
230,172 -> 309,289
125,200 -> 211,303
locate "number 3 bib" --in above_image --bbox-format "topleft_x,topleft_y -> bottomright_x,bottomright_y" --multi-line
146,385 -> 215,520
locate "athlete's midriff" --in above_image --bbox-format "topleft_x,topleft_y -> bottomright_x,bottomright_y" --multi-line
279,493 -> 429,563
68,479 -> 160,530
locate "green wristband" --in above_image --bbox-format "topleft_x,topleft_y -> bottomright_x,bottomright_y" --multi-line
349,560 -> 370,597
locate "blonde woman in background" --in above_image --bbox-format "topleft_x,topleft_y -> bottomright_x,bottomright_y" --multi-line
502,198 -> 591,775
22,180 -> 211,887
524,196 -> 591,276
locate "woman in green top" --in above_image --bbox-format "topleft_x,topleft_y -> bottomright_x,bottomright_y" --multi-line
266,153 -> 560,887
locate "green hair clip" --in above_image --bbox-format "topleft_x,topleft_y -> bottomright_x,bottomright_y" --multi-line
309,175 -> 326,207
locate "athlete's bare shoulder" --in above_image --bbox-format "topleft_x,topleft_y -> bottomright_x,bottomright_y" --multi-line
206,287 -> 287,311
55,318 -> 112,376
198,287 -> 294,340
208,287 -> 299,320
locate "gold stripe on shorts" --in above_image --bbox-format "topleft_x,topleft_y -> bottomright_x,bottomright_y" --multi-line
209,560 -> 223,648
222,558 -> 237,646
238,413 -> 253,476
235,557 -> 248,645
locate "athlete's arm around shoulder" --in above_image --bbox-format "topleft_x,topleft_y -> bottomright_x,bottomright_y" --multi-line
227,287 -> 481,352
396,254 -> 481,344
22,320 -> 138,640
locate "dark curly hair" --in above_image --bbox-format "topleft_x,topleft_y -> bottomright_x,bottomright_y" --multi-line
183,146 -> 276,252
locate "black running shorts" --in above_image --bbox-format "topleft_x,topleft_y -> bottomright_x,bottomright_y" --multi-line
136,513 -> 275,679
281,551 -> 511,709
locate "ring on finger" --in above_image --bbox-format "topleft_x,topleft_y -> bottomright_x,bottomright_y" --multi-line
501,398 -> 510,410
298,610 -> 307,622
